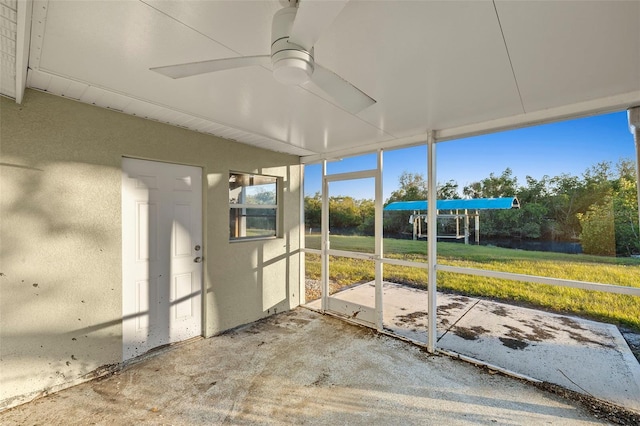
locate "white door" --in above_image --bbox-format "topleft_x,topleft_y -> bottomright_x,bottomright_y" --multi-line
122,158 -> 203,360
322,173 -> 380,327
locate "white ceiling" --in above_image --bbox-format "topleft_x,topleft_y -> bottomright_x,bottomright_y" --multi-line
4,0 -> 640,160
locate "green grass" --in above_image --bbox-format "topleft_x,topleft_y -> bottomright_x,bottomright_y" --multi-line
305,235 -> 640,331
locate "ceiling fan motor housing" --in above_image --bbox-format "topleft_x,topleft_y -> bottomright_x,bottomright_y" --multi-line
271,6 -> 314,85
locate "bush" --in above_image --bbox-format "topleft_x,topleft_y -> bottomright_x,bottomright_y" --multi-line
578,197 -> 616,256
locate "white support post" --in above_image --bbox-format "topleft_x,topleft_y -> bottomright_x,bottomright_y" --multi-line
321,160 -> 329,311
636,128 -> 640,234
464,209 -> 470,245
299,164 -> 306,306
413,211 -> 417,240
16,0 -> 33,104
427,132 -> 437,352
375,149 -> 384,331
475,210 -> 480,245
628,108 -> 640,234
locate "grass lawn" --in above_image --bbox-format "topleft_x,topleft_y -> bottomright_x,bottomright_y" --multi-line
305,235 -> 640,331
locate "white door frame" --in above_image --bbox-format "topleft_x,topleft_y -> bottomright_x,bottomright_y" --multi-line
321,150 -> 384,330
121,158 -> 203,360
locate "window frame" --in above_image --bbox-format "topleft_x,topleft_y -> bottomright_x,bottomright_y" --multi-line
229,171 -> 280,242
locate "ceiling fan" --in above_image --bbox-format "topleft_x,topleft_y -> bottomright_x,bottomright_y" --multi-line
150,0 -> 376,114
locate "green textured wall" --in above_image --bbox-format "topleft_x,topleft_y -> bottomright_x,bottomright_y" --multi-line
0,90 -> 302,409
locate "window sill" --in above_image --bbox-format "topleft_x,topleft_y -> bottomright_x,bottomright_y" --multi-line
230,236 -> 279,243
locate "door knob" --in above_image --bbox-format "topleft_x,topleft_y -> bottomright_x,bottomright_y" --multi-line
194,257 -> 202,263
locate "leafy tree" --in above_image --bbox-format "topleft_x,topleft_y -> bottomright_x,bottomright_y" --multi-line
577,160 -> 639,256
580,161 -> 615,212
357,199 -> 375,235
546,173 -> 584,240
462,181 -> 483,199
329,196 -> 361,229
387,172 -> 428,203
438,180 -> 461,199
612,174 -> 639,256
518,175 -> 550,204
387,172 -> 462,204
615,158 -> 637,182
577,196 -> 616,256
516,202 -> 549,239
463,168 -> 518,198
611,160 -> 639,253
304,192 -> 322,229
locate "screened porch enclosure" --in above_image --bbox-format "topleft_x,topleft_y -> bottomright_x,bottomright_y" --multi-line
302,114 -> 640,408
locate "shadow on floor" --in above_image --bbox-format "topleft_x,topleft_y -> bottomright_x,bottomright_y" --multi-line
4,308 -> 639,424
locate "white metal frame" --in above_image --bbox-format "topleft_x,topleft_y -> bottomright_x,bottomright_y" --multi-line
299,164 -> 306,305
16,0 -> 33,104
437,265 -> 640,296
321,157 -> 383,328
302,122 -> 640,354
426,133 -> 438,351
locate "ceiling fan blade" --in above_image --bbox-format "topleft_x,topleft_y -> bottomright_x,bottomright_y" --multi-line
150,55 -> 271,79
309,64 -> 376,114
289,0 -> 348,51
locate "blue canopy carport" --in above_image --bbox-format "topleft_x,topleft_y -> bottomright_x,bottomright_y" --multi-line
384,197 -> 520,243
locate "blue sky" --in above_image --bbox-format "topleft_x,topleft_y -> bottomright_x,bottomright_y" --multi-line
305,111 -> 637,201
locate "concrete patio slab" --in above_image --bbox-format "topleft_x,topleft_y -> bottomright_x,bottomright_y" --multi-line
0,308 -> 630,425
306,282 -> 640,412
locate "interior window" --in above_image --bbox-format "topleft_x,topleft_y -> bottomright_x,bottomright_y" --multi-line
229,172 -> 278,240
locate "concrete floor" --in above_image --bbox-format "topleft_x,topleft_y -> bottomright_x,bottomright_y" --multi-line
307,282 -> 640,412
0,308 -> 623,425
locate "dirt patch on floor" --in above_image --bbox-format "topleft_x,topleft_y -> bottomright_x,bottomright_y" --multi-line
504,323 -> 556,342
307,281 -> 640,364
453,326 -> 490,341
394,310 -> 428,327
437,302 -> 465,316
498,337 -> 529,350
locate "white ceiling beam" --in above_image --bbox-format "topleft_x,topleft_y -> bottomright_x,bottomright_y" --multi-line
436,91 -> 640,142
302,91 -> 640,164
300,131 -> 432,164
15,0 -> 33,104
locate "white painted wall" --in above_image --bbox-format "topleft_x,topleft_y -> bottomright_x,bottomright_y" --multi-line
0,89 -> 302,409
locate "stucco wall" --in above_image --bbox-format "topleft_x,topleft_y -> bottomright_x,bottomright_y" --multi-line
0,90 -> 302,409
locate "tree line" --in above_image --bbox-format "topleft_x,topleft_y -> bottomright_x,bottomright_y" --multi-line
304,159 -> 639,257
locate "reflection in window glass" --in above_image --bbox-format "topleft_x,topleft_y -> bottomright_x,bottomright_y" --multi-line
229,172 -> 278,240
